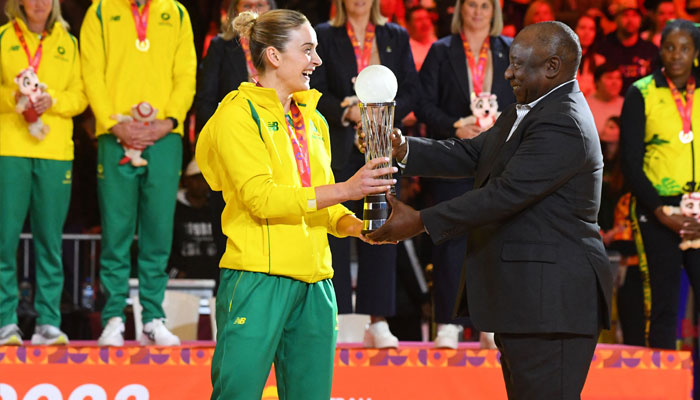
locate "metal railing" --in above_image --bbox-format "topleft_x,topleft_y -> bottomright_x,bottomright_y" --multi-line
19,233 -> 102,307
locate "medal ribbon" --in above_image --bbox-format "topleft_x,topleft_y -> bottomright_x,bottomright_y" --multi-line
346,22 -> 375,74
285,102 -> 311,187
460,33 -> 490,96
663,69 -> 695,137
130,0 -> 151,45
13,21 -> 47,72
255,82 -> 311,186
240,37 -> 258,80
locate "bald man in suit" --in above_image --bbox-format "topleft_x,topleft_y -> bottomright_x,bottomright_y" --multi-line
369,21 -> 613,400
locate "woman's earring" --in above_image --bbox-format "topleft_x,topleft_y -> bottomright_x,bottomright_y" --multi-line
695,58 -> 699,68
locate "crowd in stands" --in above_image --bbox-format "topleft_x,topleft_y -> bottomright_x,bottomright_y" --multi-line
1,0 -> 699,364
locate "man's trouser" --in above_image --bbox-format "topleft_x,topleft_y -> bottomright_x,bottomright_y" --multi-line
0,156 -> 72,327
211,269 -> 338,400
97,134 -> 181,325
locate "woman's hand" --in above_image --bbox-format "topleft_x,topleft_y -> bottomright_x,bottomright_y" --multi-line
341,157 -> 397,201
455,123 -> 484,139
654,206 -> 700,238
33,92 -> 53,115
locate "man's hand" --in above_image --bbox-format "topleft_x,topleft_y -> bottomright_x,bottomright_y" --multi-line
367,193 -> 425,243
356,127 -> 407,161
33,93 -> 53,115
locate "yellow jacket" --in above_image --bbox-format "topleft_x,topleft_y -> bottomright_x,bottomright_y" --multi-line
80,0 -> 196,135
196,83 -> 354,283
0,19 -> 87,160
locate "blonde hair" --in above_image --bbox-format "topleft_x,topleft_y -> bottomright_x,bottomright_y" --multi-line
232,9 -> 308,73
5,0 -> 69,33
451,0 -> 504,36
221,0 -> 277,41
330,0 -> 387,27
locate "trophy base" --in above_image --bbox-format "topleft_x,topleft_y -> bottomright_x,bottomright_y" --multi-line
361,193 -> 390,235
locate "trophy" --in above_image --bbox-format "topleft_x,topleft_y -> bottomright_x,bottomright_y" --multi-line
354,65 -> 399,234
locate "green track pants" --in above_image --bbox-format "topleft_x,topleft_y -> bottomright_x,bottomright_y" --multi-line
97,134 -> 181,325
0,156 -> 72,327
211,269 -> 338,400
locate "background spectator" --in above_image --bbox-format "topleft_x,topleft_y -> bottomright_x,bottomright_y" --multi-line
523,0 -> 555,26
195,0 -> 276,131
619,19 -> 700,350
415,0 -> 515,349
80,0 -> 196,347
311,0 -> 419,348
642,0 -> 678,46
575,13 -> 606,96
586,63 -> 624,135
599,0 -> 658,92
0,0 -> 87,346
406,5 -> 437,70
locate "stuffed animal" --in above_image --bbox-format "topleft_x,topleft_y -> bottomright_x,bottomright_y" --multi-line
111,102 -> 157,167
14,67 -> 50,140
663,192 -> 700,250
453,92 -> 501,130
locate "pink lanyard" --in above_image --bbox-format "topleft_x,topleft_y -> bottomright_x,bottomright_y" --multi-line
13,21 -> 46,72
460,33 -> 490,96
347,22 -> 376,73
256,82 -> 311,186
240,37 -> 258,80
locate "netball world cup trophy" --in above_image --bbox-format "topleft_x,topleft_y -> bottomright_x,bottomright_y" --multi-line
354,65 -> 399,234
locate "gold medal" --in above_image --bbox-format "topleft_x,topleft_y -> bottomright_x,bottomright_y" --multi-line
135,38 -> 150,52
679,130 -> 694,144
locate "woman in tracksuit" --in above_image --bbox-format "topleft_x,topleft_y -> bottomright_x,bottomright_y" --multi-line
196,9 -> 396,400
0,0 -> 87,346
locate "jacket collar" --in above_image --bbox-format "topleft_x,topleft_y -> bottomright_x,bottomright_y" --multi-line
238,82 -> 323,114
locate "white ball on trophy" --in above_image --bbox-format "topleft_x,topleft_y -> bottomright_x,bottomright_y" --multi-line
354,65 -> 398,103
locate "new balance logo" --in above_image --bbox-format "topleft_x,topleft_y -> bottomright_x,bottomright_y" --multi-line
267,122 -> 279,131
233,317 -> 246,325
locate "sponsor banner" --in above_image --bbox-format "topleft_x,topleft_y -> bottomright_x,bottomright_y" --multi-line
0,343 -> 692,400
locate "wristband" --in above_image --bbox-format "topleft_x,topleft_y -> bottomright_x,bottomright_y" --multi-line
167,117 -> 178,130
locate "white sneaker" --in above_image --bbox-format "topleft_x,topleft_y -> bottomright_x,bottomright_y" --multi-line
479,331 -> 497,349
434,324 -> 463,349
31,325 -> 69,345
98,317 -> 125,346
139,318 -> 181,346
363,321 -> 399,348
0,324 -> 23,346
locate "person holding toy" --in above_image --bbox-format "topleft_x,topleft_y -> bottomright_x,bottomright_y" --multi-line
80,0 -> 196,346
620,19 -> 700,349
0,0 -> 87,346
310,0 -> 420,349
196,9 -> 395,398
414,0 -> 515,349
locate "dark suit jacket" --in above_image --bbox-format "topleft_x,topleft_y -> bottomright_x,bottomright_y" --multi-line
404,81 -> 613,335
311,22 -> 419,170
417,34 -> 515,139
195,36 -> 249,129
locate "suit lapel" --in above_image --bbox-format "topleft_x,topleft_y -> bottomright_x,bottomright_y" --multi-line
474,106 -> 517,188
449,34 -> 471,102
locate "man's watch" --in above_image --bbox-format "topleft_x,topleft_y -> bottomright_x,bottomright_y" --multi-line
167,117 -> 178,130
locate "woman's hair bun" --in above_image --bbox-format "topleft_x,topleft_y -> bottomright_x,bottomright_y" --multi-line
231,11 -> 258,39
